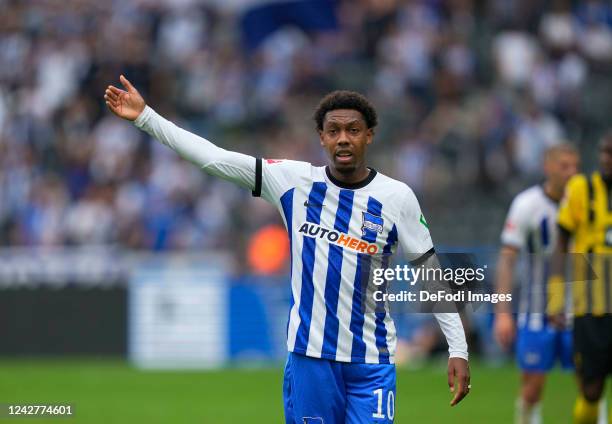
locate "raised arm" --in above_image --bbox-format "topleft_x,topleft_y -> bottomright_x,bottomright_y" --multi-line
104,76 -> 256,190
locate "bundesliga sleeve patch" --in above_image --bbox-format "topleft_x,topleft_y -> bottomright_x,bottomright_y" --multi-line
419,213 -> 429,229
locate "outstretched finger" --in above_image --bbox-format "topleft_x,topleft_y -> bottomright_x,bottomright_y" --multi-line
105,88 -> 119,102
105,100 -> 119,114
120,75 -> 137,93
104,91 -> 119,106
107,85 -> 126,96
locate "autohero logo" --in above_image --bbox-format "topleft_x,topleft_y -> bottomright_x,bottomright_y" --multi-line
298,222 -> 379,255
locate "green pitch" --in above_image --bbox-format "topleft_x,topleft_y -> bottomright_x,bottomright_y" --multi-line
0,358 -> 594,423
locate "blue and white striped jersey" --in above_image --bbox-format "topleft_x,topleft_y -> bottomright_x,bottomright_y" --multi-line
134,106 -> 468,364
501,185 -> 565,330
255,159 -> 434,363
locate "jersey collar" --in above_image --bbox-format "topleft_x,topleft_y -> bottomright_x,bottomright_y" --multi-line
325,166 -> 377,190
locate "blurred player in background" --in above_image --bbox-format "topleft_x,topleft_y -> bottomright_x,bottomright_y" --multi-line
495,144 -> 579,424
104,75 -> 470,423
550,132 -> 612,424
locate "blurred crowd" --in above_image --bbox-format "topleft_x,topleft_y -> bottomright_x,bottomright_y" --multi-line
1,0 -> 611,259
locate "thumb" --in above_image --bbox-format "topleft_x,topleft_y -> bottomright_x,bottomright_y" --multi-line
448,369 -> 455,392
120,75 -> 137,93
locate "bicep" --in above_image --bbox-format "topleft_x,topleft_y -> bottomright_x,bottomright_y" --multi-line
202,150 -> 257,190
256,160 -> 311,204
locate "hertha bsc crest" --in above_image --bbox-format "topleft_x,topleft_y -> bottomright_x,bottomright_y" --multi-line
361,211 -> 384,238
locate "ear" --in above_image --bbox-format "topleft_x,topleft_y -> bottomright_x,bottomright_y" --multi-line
366,128 -> 374,145
318,129 -> 325,146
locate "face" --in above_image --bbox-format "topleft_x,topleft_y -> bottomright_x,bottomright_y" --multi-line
319,109 -> 373,174
544,151 -> 579,191
600,139 -> 612,180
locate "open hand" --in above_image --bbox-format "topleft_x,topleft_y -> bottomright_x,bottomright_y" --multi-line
104,75 -> 145,121
448,357 -> 470,406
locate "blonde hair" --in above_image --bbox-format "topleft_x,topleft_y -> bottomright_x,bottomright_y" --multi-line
544,143 -> 579,162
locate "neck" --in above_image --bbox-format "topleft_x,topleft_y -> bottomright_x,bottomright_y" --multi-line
543,181 -> 563,202
329,165 -> 370,185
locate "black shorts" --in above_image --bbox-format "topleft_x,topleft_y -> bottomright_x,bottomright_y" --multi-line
573,315 -> 612,383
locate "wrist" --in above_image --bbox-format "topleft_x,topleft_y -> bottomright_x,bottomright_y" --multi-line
449,351 -> 469,361
134,105 -> 152,127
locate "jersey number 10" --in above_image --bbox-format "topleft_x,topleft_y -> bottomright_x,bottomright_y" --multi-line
372,388 -> 395,420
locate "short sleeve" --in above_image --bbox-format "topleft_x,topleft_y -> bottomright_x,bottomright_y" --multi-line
558,174 -> 587,233
500,195 -> 532,249
253,159 -> 312,204
396,187 -> 434,264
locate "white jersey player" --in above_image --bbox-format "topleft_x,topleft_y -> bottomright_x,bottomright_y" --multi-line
495,144 -> 579,424
105,75 -> 470,423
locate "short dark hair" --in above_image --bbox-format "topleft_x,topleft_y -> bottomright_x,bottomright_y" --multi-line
314,90 -> 378,131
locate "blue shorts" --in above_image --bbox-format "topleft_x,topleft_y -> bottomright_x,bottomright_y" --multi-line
283,352 -> 396,424
516,325 -> 573,372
